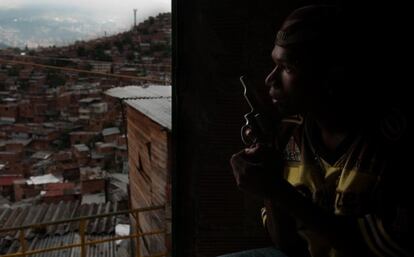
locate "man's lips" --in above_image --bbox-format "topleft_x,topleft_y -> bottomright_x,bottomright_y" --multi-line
270,96 -> 288,108
269,94 -> 283,103
269,89 -> 283,103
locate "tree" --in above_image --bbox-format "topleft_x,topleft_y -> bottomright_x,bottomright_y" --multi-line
77,46 -> 87,57
114,41 -> 124,53
47,71 -> 66,88
55,131 -> 70,150
7,67 -> 19,76
140,28 -> 150,35
150,42 -> 168,52
126,52 -> 135,61
93,47 -> 112,62
122,34 -> 133,45
84,63 -> 93,71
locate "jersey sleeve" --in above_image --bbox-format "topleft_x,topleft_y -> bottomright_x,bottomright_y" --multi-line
357,108 -> 413,257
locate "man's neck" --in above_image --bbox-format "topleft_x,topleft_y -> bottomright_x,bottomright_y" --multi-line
319,127 -> 347,151
315,120 -> 348,152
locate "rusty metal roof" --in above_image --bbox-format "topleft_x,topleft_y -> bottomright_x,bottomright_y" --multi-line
104,85 -> 171,130
0,175 -> 24,186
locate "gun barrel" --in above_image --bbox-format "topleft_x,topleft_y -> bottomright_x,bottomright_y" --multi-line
240,76 -> 262,113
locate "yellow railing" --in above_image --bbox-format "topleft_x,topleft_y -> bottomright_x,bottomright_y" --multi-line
0,205 -> 168,257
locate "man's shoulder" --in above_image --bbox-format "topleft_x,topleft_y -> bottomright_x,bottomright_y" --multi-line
374,107 -> 408,144
359,107 -> 409,153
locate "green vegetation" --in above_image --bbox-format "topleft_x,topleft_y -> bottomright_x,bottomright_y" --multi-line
47,70 -> 66,88
114,41 -> 124,53
7,66 -> 19,76
77,46 -> 87,57
93,43 -> 112,62
150,42 -> 168,52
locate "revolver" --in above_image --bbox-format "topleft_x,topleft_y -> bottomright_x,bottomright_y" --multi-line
240,75 -> 303,149
240,75 -> 277,147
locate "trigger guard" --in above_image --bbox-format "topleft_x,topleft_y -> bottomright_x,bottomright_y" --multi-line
241,125 -> 255,145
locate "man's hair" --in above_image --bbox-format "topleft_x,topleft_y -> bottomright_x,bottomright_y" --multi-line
276,5 -> 344,66
275,5 -> 372,123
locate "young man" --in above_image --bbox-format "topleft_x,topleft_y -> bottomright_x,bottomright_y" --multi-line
227,5 -> 412,257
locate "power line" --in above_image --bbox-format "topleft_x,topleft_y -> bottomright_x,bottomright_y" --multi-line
0,54 -> 171,69
0,58 -> 167,84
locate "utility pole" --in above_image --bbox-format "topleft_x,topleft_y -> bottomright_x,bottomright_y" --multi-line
133,9 -> 137,28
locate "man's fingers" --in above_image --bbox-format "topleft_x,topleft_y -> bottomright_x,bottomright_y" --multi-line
244,145 -> 258,155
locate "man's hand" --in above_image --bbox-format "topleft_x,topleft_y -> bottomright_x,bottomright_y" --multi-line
230,143 -> 284,198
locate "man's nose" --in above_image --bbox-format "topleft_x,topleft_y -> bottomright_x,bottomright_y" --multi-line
265,65 -> 280,88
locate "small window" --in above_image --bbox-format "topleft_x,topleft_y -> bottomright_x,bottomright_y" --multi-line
137,154 -> 143,173
146,142 -> 152,161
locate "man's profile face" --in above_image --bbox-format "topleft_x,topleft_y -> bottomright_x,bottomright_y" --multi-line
265,44 -> 321,116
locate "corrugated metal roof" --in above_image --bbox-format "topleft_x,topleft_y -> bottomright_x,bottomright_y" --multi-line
91,151 -> 105,159
27,174 -> 62,185
0,201 -> 127,257
69,131 -> 98,136
0,195 -> 10,207
82,193 -> 106,204
102,127 -> 120,136
0,118 -> 15,124
73,144 -> 89,152
105,85 -> 171,99
96,142 -> 117,148
3,138 -> 32,146
109,173 -> 129,185
2,233 -> 123,257
79,97 -> 101,104
126,98 -> 171,130
31,151 -> 53,160
104,85 -> 171,130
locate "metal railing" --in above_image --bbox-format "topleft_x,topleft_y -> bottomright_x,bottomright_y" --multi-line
0,205 -> 168,257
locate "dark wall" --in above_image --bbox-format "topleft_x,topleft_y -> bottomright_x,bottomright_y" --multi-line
174,1 -> 339,257
173,1 -> 413,257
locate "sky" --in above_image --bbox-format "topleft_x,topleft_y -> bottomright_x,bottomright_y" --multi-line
0,0 -> 171,26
